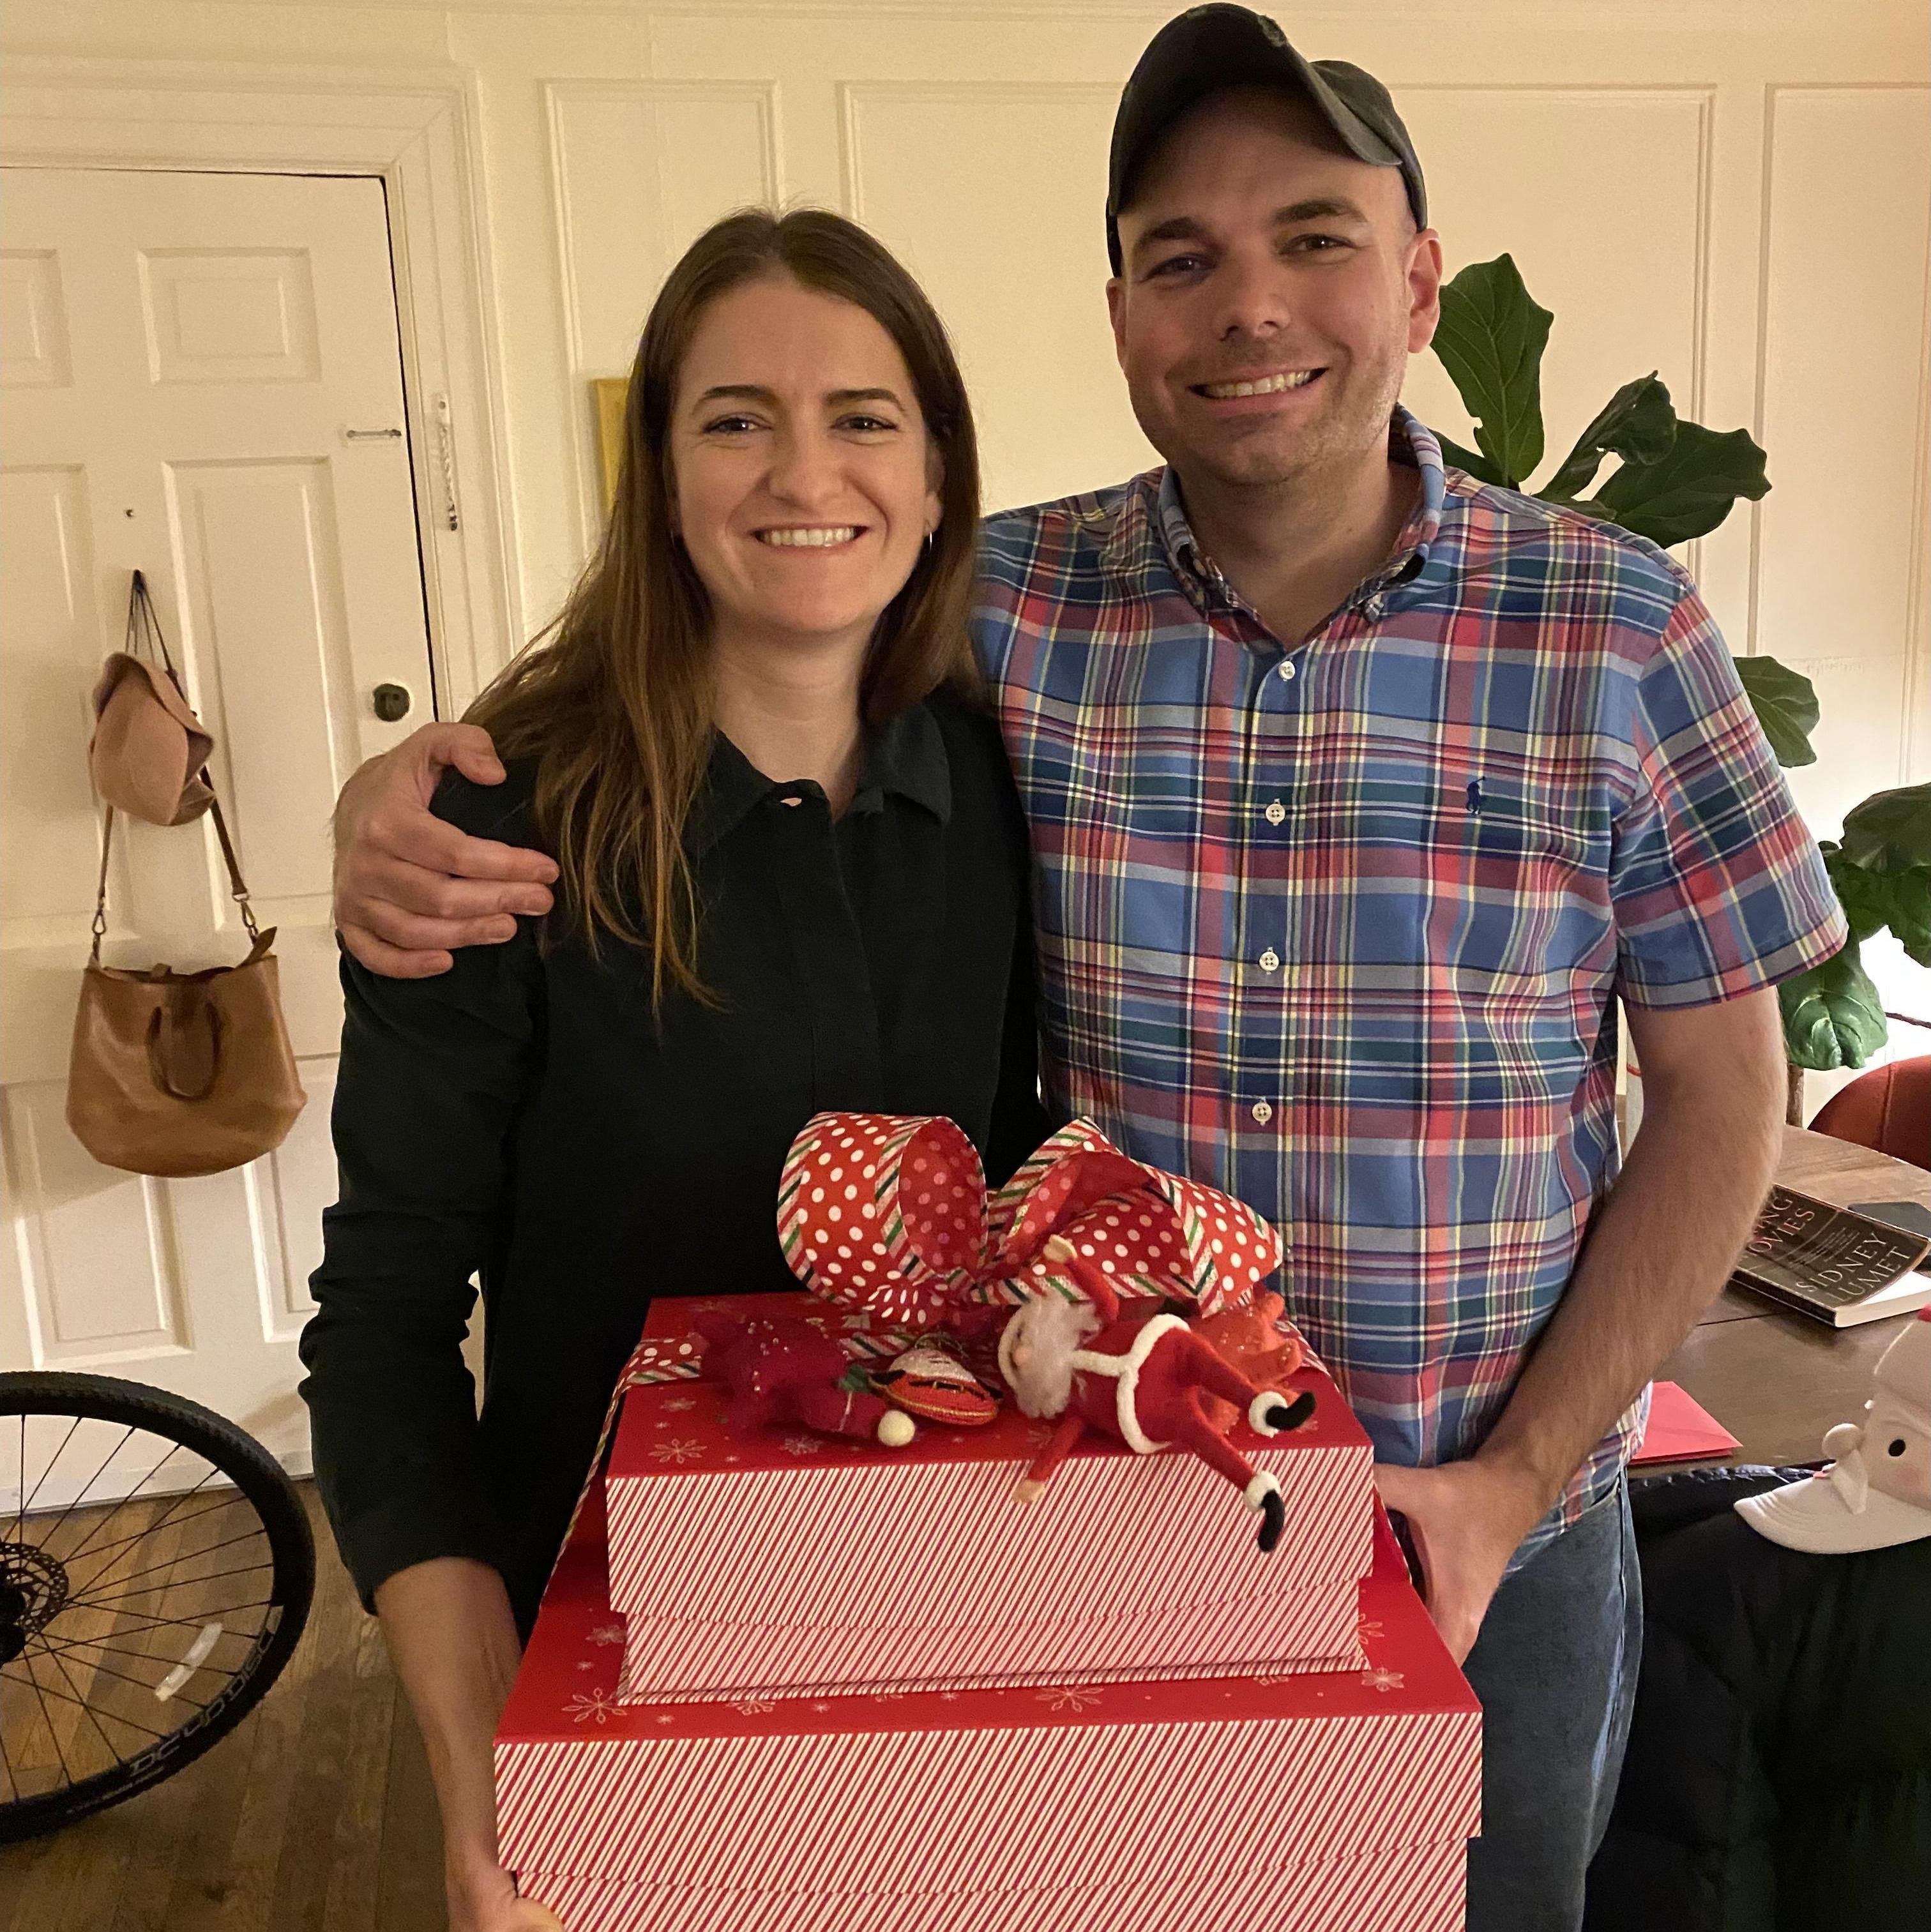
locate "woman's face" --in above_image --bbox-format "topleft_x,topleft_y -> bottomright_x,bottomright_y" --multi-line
669,274 -> 941,657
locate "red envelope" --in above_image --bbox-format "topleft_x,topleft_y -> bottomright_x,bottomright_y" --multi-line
1632,1380 -> 1741,1465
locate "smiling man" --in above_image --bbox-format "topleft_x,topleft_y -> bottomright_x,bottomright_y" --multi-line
327,9 -> 1844,1927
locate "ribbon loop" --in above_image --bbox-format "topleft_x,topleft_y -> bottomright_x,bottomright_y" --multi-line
778,1110 -> 1282,1332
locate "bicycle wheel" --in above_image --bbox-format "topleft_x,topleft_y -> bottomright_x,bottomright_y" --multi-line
0,1371 -> 314,1843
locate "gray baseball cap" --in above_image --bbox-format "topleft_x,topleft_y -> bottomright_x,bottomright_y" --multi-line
1107,5 -> 1427,273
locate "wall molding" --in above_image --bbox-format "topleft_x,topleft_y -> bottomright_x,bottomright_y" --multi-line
1748,80 -> 1931,789
837,79 -> 1117,222
545,76 -> 782,546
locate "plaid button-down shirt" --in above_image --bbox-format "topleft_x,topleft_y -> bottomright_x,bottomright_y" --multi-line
972,409 -> 1844,1554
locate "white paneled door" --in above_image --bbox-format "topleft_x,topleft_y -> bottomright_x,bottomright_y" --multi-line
0,168 -> 438,1468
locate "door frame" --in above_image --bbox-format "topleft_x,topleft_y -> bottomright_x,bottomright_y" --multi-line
2,54 -> 523,718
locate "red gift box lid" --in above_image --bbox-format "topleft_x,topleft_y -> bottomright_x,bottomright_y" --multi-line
612,1291 -> 1375,1479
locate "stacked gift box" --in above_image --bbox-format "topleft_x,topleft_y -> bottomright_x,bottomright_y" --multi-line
497,1290 -> 1481,1929
497,1114 -> 1480,1928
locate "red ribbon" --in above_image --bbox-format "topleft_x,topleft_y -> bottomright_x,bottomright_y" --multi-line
777,1112 -> 1282,1334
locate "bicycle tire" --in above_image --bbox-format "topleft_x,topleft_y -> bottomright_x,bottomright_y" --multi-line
0,1371 -> 314,1843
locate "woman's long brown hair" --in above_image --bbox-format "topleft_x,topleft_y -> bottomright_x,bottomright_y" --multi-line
467,208 -> 982,1002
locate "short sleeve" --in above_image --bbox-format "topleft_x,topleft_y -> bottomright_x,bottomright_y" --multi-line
1609,584 -> 1845,1008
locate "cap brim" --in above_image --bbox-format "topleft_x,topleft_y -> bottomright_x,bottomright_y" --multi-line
1735,1473 -> 1931,1555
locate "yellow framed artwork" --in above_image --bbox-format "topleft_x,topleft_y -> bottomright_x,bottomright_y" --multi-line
593,376 -> 630,512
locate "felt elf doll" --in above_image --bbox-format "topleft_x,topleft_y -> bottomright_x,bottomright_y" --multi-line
997,1239 -> 1317,1552
693,1308 -> 916,1447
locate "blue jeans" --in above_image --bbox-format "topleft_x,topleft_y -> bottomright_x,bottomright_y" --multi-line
1460,1478 -> 1642,1932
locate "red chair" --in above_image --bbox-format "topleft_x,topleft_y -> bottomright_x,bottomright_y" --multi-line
1810,1055 -> 1931,1172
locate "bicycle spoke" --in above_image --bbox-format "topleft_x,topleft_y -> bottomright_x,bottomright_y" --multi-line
62,1495 -> 201,1599
4,1661 -> 169,1744
54,1490 -> 248,1578
58,1448 -> 213,1582
4,1655 -> 80,1786
42,1640 -> 137,1765
67,1534 -> 271,1606
49,1598 -> 273,1641
14,1412 -> 83,1527
20,1423 -> 137,1554
40,1624 -> 252,1670
24,1636 -> 209,1713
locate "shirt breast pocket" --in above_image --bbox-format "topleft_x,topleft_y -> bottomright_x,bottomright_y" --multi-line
1423,767 -> 1610,985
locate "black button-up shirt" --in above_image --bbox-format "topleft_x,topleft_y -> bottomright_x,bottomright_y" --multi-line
299,692 -> 1046,1630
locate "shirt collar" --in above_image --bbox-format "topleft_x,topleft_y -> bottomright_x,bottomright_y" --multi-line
688,698 -> 951,855
1113,405 -> 1450,610
847,697 -> 951,823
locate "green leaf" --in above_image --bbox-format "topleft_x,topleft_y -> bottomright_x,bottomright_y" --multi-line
1825,843 -> 1931,965
1430,255 -> 1553,488
1435,433 -> 1510,487
1541,373 -> 1679,503
1886,868 -> 1931,966
1778,942 -> 1889,1071
1548,497 -> 1620,524
1840,780 -> 1931,872
1593,421 -> 1770,547
1732,654 -> 1819,768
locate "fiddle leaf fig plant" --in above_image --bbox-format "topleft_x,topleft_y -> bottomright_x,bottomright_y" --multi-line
1428,254 -> 1930,1072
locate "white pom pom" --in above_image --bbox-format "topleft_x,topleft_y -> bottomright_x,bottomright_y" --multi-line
877,1408 -> 916,1448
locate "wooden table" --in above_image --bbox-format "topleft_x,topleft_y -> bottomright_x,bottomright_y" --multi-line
1655,1126 -> 1931,1469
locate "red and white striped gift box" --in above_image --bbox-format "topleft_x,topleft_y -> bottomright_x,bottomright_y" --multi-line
517,1836 -> 1469,1932
605,1292 -> 1374,1700
497,1498 -> 1480,1924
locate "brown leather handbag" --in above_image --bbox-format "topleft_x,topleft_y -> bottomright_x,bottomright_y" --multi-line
67,584 -> 306,1178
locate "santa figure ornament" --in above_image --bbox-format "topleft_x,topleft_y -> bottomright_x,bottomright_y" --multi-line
1000,1238 -> 1317,1552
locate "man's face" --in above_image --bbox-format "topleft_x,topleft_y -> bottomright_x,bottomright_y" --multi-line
1108,87 -> 1441,494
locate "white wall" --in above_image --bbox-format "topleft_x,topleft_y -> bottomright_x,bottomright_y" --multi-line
6,0 -> 1929,1064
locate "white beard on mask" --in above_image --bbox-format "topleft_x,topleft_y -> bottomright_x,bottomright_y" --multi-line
999,1294 -> 1103,1419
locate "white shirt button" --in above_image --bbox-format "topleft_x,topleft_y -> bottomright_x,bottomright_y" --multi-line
1250,1099 -> 1274,1126
1365,596 -> 1386,620
1258,948 -> 1280,973
1278,660 -> 1297,682
1264,799 -> 1286,826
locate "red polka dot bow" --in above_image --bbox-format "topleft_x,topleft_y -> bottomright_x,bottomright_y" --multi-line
777,1112 -> 1282,1334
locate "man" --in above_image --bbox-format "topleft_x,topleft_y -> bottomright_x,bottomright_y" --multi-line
328,10 -> 1843,1925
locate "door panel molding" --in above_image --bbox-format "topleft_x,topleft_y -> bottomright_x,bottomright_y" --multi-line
2,56 -> 520,718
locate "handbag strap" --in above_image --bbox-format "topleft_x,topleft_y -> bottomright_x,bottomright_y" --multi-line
93,793 -> 261,969
103,571 -> 260,951
126,568 -> 184,685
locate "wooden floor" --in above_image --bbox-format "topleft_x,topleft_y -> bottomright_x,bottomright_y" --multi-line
1,1483 -> 449,1932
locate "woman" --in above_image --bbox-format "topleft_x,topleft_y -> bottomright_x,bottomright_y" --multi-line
298,209 -> 1046,1932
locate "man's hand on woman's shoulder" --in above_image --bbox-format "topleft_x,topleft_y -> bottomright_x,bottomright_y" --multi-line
332,722 -> 557,979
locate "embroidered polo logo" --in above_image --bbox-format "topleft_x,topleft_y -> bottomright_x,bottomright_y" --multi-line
1466,779 -> 1483,815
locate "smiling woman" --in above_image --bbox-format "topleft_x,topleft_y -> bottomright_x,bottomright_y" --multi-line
296,208 -> 1045,1932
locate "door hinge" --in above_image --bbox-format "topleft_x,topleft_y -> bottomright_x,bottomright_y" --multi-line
433,392 -> 460,532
